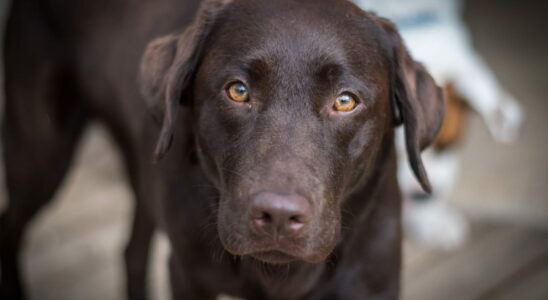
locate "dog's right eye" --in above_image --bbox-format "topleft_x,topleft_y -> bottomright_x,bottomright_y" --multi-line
333,93 -> 358,112
227,82 -> 249,102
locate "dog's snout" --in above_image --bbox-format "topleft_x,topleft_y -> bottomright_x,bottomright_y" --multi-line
249,192 -> 311,238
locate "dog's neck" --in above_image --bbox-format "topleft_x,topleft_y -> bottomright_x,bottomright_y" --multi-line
238,257 -> 326,299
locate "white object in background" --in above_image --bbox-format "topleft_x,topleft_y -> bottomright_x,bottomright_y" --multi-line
353,0 -> 523,142
353,0 -> 524,250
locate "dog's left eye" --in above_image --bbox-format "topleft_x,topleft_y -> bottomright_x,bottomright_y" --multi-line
333,93 -> 358,112
227,82 -> 249,102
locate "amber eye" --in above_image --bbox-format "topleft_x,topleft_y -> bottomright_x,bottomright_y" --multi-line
227,82 -> 249,102
334,93 -> 357,112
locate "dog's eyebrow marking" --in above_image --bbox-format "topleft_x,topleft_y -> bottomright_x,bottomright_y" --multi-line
244,57 -> 271,78
316,63 -> 343,83
313,58 -> 375,100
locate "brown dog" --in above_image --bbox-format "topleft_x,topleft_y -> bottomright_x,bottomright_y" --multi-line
0,0 -> 444,299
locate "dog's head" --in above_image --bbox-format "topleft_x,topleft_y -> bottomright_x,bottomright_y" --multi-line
140,0 -> 444,264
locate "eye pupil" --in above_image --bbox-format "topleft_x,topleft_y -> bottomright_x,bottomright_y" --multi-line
339,95 -> 350,104
235,84 -> 246,94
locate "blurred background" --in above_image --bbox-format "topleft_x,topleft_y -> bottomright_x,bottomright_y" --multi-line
0,0 -> 547,299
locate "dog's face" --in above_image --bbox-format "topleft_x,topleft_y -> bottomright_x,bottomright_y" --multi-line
140,0 -> 444,264
192,2 -> 393,263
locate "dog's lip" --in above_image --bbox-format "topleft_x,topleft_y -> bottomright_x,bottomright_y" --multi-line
250,250 -> 298,264
225,244 -> 332,264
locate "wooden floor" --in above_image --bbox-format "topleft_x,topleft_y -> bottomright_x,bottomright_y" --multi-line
403,221 -> 548,300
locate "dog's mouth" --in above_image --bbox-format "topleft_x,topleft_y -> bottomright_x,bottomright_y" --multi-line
250,250 -> 298,264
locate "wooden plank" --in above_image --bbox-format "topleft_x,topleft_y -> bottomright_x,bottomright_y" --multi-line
26,221 -> 127,300
403,222 -> 497,277
403,224 -> 548,300
483,252 -> 548,300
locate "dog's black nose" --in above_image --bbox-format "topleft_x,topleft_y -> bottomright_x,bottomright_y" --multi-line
249,192 -> 310,238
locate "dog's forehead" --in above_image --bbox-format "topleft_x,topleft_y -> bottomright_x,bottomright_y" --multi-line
210,0 -> 387,69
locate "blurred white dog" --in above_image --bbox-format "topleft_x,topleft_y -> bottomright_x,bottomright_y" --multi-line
353,0 -> 523,249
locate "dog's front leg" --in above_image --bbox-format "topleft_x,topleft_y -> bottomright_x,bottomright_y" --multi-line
168,254 -> 219,300
124,201 -> 155,300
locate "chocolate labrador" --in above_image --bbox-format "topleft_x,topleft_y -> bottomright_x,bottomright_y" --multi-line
0,0 -> 444,299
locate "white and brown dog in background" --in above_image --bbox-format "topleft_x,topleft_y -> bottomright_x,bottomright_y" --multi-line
353,0 -> 523,250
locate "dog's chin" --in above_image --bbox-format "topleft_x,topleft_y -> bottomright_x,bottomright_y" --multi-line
248,250 -> 332,265
222,245 -> 304,264
250,250 -> 298,264
221,237 -> 336,265
222,244 -> 322,265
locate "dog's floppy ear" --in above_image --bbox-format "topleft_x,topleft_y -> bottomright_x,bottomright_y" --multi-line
376,17 -> 445,193
139,0 -> 232,161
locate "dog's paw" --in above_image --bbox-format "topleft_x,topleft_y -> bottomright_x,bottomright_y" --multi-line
404,201 -> 469,250
483,92 -> 524,144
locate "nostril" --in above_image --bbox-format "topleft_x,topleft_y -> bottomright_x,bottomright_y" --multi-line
261,212 -> 272,223
287,215 -> 305,232
289,215 -> 301,224
254,211 -> 272,227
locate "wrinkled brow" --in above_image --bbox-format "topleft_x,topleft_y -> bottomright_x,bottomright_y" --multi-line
238,51 -> 348,78
316,63 -> 343,83
245,58 -> 272,79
